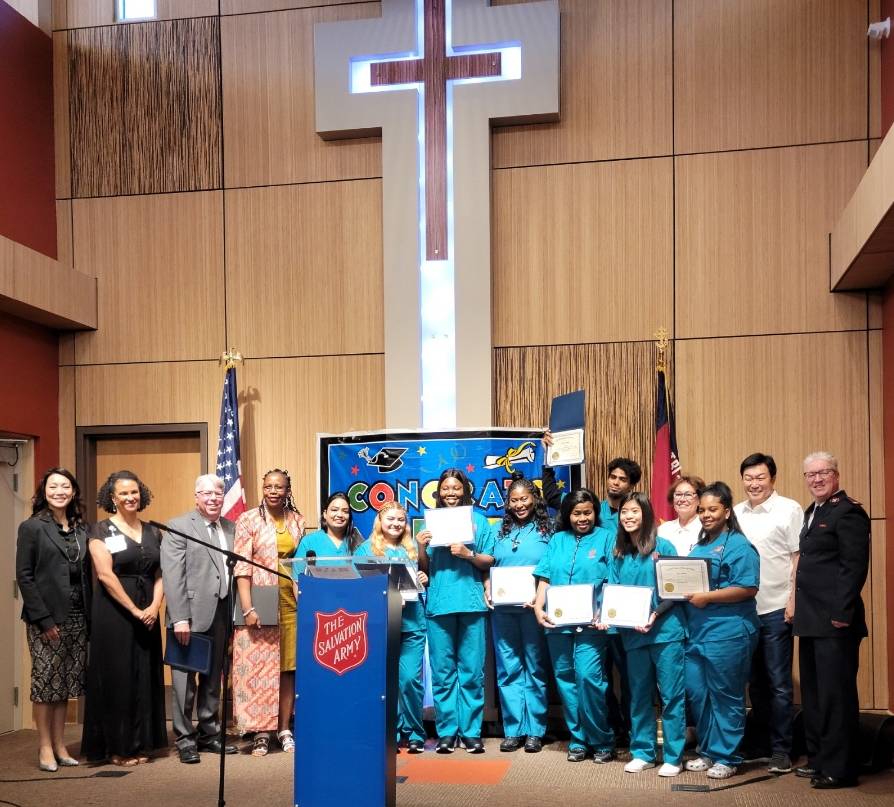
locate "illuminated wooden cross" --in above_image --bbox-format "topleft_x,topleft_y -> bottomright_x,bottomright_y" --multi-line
314,0 -> 559,428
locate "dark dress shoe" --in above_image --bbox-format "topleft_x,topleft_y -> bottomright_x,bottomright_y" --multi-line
812,776 -> 858,789
500,736 -> 523,752
524,736 -> 543,753
407,740 -> 425,754
794,765 -> 817,778
460,736 -> 485,753
436,736 -> 456,754
178,746 -> 201,764
197,739 -> 238,755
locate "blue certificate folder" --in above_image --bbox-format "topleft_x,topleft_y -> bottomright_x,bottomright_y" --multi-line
549,390 -> 585,433
164,627 -> 212,675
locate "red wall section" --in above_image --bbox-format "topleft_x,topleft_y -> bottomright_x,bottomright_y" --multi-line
0,314 -> 59,481
883,1 -> 894,137
0,1 -> 56,258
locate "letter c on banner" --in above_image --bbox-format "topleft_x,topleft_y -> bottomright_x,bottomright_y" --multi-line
348,482 -> 369,512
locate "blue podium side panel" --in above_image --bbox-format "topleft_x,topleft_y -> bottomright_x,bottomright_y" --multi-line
295,575 -> 398,807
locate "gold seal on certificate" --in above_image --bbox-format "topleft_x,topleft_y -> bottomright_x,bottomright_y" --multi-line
607,608 -> 617,619
545,428 -> 584,467
655,556 -> 710,600
554,608 -> 563,618
497,588 -> 506,597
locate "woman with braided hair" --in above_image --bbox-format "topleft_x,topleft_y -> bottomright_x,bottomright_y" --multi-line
485,473 -> 553,753
233,469 -> 306,756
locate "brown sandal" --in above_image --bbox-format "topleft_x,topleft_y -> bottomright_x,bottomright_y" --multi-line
110,755 -> 139,767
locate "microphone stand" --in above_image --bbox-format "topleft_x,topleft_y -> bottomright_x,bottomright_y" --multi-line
148,520 -> 294,807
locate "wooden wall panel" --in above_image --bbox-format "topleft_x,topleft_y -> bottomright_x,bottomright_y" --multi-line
676,142 -> 868,339
676,332 -> 869,508
674,0 -> 867,154
221,4 -> 381,189
55,200 -> 72,268
225,180 -> 383,357
52,0 -> 67,30
493,341 -> 666,498
53,31 -> 70,199
493,158 -> 672,346
858,560 -> 874,709
491,0 -> 672,168
69,18 -> 221,198
72,192 -> 225,364
75,360 -> 221,427
221,0 -> 364,12
236,356 -> 385,520
870,330 -> 885,518
58,365 -> 75,469
869,290 -> 883,329
871,520 -> 888,709
63,0 -> 218,29
58,334 -> 74,366
870,0 -> 882,140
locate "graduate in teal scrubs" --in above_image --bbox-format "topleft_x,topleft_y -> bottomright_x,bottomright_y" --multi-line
485,474 -> 553,753
684,482 -> 760,780
607,492 -> 687,777
533,488 -> 615,763
416,469 -> 495,754
355,501 -> 428,752
295,492 -> 363,569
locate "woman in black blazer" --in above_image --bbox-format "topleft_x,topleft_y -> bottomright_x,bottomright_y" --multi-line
15,468 -> 89,772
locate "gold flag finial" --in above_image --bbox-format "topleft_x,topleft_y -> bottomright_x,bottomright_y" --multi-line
654,327 -> 669,372
220,348 -> 243,369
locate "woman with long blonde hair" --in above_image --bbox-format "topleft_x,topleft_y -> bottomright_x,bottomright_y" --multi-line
355,501 -> 428,752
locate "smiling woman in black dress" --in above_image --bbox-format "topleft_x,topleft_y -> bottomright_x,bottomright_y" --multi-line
81,470 -> 167,766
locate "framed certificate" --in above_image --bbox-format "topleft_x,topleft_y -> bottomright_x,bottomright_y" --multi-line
655,556 -> 710,600
425,505 -> 474,546
545,583 -> 595,626
599,584 -> 652,628
490,566 -> 536,606
545,428 -> 584,467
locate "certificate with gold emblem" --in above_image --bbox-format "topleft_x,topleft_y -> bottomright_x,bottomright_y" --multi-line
545,428 -> 584,467
545,583 -> 595,626
490,565 -> 536,606
655,556 -> 710,600
599,584 -> 652,628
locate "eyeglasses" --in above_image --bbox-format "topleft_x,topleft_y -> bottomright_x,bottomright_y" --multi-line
803,468 -> 836,480
673,492 -> 696,500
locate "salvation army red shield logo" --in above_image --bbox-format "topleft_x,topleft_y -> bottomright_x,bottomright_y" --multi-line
314,609 -> 368,675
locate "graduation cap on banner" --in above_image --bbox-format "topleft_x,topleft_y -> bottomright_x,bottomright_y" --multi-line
358,446 -> 407,473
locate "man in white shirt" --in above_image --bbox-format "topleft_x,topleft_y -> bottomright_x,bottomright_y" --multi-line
734,453 -> 803,774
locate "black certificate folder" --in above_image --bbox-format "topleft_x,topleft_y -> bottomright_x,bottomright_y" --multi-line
164,627 -> 213,675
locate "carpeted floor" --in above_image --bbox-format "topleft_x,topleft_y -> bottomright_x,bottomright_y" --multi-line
0,728 -> 892,807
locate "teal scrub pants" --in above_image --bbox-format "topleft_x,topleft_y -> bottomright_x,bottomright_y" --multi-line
491,608 -> 549,738
546,631 -> 613,751
627,640 -> 686,765
685,633 -> 757,766
427,613 -> 486,738
398,629 -> 427,742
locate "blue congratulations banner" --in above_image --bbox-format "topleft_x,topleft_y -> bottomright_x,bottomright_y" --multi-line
318,429 -> 573,538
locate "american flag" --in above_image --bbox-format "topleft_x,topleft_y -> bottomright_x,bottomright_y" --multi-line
217,366 -> 246,521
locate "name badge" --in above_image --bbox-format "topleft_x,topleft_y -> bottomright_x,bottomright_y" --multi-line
104,534 -> 127,554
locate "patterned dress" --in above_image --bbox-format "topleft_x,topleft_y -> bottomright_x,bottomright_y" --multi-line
232,508 -> 304,734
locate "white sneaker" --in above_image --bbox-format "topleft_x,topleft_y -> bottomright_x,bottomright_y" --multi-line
706,763 -> 737,779
658,763 -> 682,777
624,758 -> 655,773
684,756 -> 712,772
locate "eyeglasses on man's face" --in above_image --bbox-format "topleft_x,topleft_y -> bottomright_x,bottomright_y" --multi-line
803,468 -> 836,480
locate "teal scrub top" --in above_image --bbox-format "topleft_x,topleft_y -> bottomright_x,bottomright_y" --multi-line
292,529 -> 353,578
354,538 -> 425,633
599,500 -> 619,532
425,509 -> 495,617
607,536 -> 687,650
491,520 -> 553,568
685,530 -> 760,643
533,527 -> 614,634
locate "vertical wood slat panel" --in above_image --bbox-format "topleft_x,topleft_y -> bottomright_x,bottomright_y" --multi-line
493,341 -> 668,499
69,17 -> 221,198
53,31 -> 70,198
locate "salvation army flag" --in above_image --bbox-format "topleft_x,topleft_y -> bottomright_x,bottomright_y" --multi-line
216,366 -> 246,522
650,368 -> 680,523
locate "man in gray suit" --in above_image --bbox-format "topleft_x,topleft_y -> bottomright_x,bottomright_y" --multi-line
162,474 -> 238,763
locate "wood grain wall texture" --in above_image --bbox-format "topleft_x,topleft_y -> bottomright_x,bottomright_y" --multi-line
68,17 -> 221,198
54,0 -> 887,706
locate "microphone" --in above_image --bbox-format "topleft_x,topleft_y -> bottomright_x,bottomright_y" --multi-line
305,549 -> 317,567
